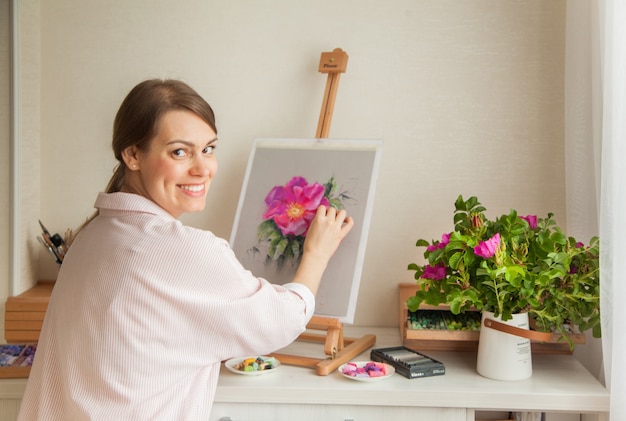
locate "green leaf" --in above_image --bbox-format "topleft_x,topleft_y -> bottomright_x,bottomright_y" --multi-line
406,295 -> 424,312
449,299 -> 462,314
465,196 -> 479,210
455,195 -> 467,211
448,252 -> 463,270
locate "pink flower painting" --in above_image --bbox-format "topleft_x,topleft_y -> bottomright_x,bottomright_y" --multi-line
262,176 -> 329,237
256,175 -> 348,266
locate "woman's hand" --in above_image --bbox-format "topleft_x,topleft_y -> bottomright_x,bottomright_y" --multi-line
291,205 -> 355,295
303,205 -> 354,261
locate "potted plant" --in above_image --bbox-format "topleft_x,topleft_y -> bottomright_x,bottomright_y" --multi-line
407,195 -> 601,351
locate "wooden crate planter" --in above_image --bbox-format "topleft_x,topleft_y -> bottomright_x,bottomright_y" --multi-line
399,283 -> 585,354
4,281 -> 54,343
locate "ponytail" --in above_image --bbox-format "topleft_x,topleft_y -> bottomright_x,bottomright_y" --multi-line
105,164 -> 126,194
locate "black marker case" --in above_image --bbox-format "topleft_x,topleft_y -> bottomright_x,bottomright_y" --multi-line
370,346 -> 446,379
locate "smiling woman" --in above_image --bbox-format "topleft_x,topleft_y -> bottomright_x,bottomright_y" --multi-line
121,109 -> 219,218
17,79 -> 354,420
105,79 -> 218,196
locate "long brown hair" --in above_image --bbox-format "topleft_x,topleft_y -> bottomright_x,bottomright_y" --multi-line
69,79 -> 217,244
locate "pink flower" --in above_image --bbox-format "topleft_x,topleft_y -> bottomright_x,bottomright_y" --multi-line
263,176 -> 330,236
520,215 -> 538,229
474,233 -> 501,259
421,263 -> 447,280
427,232 -> 451,252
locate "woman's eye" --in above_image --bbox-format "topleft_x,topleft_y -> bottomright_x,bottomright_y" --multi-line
172,149 -> 187,158
203,145 -> 216,155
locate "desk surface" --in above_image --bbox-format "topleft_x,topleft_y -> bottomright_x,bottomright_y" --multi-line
0,327 -> 609,415
215,327 -> 609,414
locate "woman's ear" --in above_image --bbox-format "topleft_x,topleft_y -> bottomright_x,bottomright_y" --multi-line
121,146 -> 140,171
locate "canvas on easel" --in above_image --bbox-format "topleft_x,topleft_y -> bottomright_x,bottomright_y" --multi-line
230,137 -> 382,324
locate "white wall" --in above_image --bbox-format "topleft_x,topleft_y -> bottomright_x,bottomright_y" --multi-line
9,0 -> 567,328
1,0 -> 42,343
1,0 -> 11,336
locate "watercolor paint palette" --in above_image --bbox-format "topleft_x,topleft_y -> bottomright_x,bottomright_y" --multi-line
224,356 -> 281,376
370,346 -> 445,379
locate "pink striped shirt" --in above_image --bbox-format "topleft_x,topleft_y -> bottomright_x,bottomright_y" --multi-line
19,192 -> 314,420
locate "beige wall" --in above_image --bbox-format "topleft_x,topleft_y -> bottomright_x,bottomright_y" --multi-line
7,0 -> 566,328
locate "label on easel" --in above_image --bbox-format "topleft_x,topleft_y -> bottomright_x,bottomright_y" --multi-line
318,48 -> 348,73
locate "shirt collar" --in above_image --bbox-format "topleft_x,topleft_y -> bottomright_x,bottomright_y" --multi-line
94,192 -> 175,219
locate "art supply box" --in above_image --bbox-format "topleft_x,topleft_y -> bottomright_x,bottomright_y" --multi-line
370,346 -> 445,379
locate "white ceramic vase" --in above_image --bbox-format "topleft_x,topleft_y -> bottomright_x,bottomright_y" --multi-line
476,311 -> 532,381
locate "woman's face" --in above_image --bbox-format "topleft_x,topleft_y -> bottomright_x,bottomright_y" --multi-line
123,109 -> 218,218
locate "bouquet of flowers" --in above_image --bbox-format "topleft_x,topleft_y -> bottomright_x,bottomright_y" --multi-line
407,195 -> 601,347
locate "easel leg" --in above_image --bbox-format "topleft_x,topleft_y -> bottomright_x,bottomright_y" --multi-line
270,316 -> 376,376
315,334 -> 376,376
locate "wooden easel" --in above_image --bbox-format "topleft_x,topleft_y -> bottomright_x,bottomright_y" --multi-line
271,48 -> 376,376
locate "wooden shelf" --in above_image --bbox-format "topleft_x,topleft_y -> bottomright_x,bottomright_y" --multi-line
4,281 -> 54,343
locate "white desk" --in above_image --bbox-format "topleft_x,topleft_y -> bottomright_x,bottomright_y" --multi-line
211,327 -> 609,421
0,327 -> 609,421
